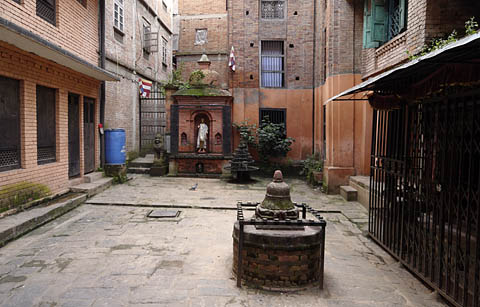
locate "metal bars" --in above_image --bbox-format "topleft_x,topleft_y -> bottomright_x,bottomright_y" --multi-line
36,85 -> 56,165
0,76 -> 20,172
369,89 -> 480,307
36,0 -> 56,26
139,84 -> 166,153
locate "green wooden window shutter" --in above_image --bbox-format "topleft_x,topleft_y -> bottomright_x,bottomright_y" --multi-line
372,0 -> 387,44
363,0 -> 379,48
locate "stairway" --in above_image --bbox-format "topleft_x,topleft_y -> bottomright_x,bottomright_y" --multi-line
340,176 -> 370,210
70,172 -> 113,198
127,154 -> 154,174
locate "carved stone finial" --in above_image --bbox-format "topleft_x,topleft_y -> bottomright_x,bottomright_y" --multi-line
255,170 -> 299,220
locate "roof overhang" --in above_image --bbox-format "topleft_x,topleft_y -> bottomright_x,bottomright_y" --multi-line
326,32 -> 480,104
0,17 -> 119,82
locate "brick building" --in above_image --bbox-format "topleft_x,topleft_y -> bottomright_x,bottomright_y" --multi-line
328,1 -> 480,305
173,0 -> 229,89
104,0 -> 174,152
0,0 -> 117,203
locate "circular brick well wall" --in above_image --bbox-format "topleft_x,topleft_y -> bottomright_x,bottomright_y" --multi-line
232,221 -> 323,290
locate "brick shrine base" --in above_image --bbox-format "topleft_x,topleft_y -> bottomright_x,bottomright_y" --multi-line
170,154 -> 232,177
232,220 -> 323,291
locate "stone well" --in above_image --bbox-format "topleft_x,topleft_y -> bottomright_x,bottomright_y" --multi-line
232,171 -> 325,290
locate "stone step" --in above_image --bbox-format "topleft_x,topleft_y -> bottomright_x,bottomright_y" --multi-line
70,177 -> 113,198
128,161 -> 153,168
349,176 -> 370,210
0,193 -> 86,247
340,185 -> 358,202
127,167 -> 151,174
84,171 -> 104,183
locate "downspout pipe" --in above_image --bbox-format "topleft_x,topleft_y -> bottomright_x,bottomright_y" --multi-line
99,0 -> 106,167
312,0 -> 317,155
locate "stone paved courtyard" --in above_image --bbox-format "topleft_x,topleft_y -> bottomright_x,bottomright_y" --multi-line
0,175 -> 448,306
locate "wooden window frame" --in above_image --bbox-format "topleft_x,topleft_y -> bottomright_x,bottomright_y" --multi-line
114,0 -> 124,33
0,75 -> 21,172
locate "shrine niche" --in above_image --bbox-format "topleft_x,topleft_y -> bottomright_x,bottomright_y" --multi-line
168,55 -> 233,176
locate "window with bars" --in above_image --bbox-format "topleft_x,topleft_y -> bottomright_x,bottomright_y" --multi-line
260,108 -> 286,126
261,41 -> 284,88
114,0 -> 124,32
0,76 -> 21,172
261,0 -> 285,19
36,85 -> 56,165
162,38 -> 168,66
36,0 -> 56,26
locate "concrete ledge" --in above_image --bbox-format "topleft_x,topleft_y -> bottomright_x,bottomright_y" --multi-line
340,185 -> 358,201
0,193 -> 86,247
70,177 -> 113,198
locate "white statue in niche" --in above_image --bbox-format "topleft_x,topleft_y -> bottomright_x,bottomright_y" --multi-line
197,118 -> 208,153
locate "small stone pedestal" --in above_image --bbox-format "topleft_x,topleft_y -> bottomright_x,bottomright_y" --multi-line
232,223 -> 323,290
232,171 -> 326,290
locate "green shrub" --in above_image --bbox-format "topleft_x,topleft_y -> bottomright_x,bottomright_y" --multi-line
257,118 -> 294,162
301,154 -> 323,185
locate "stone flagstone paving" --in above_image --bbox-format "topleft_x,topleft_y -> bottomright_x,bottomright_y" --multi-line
0,175 -> 447,306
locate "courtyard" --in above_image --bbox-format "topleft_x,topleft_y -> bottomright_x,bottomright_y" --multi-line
0,175 -> 448,306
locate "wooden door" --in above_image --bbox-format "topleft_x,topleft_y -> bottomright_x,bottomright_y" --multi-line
68,94 -> 80,178
83,97 -> 95,174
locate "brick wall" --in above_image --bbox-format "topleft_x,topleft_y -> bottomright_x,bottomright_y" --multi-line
1,0 -> 100,65
178,0 -> 226,15
228,0 -> 315,89
104,0 -> 173,152
361,0 -> 480,78
0,42 -> 101,197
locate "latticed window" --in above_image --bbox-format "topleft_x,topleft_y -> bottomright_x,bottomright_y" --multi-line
0,76 -> 21,172
114,0 -> 124,32
36,85 -> 56,165
261,0 -> 285,19
261,41 -> 284,88
36,0 -> 56,26
363,0 -> 406,48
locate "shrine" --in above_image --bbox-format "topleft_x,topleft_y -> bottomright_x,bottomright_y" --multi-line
168,55 -> 234,176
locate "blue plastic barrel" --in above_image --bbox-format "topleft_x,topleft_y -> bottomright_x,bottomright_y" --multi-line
105,129 -> 126,164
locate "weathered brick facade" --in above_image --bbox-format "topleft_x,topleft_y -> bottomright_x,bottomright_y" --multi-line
104,0 -> 173,152
362,0 -> 480,79
174,0 -> 229,88
0,0 -> 112,200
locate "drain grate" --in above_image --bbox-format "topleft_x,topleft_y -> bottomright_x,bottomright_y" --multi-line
147,210 -> 180,218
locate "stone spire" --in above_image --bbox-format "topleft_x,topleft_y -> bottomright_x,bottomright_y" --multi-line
255,170 -> 299,220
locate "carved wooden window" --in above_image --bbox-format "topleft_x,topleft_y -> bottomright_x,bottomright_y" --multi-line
0,76 -> 21,172
261,0 -> 285,19
261,41 -> 284,88
114,0 -> 124,32
36,85 -> 56,165
36,0 -> 56,26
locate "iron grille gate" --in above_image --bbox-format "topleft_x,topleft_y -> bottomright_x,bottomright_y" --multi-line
369,89 -> 480,307
139,84 -> 166,153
